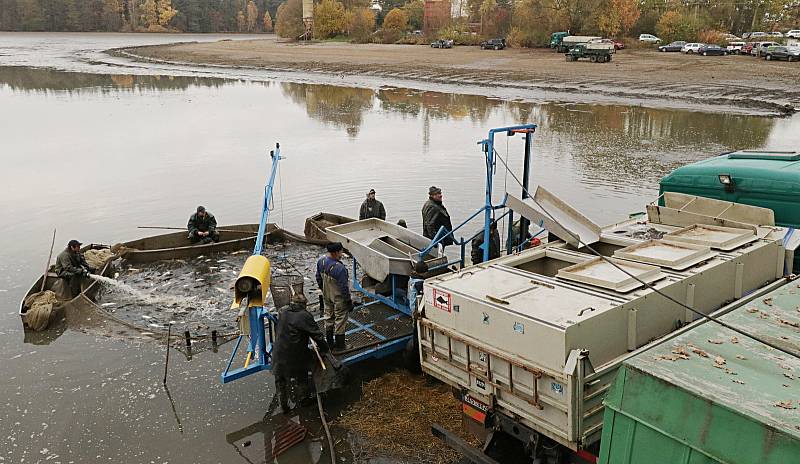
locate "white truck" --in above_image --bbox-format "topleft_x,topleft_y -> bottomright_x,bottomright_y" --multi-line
418,189 -> 797,463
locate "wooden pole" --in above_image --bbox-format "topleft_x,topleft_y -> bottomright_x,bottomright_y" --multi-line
40,228 -> 57,293
137,226 -> 260,234
163,323 -> 172,385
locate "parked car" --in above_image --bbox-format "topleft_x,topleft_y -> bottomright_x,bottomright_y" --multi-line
698,44 -> 728,56
726,41 -> 746,54
768,31 -> 784,38
639,33 -> 661,43
753,41 -> 780,56
763,45 -> 800,61
480,38 -> 506,50
681,42 -> 704,54
430,39 -> 453,49
658,40 -> 686,52
788,30 -> 800,38
750,32 -> 768,39
741,42 -> 756,55
722,33 -> 741,41
588,38 -> 624,52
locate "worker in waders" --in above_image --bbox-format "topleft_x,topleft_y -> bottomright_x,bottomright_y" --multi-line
422,186 -> 454,247
315,242 -> 354,353
272,294 -> 330,414
187,205 -> 219,244
54,239 -> 96,298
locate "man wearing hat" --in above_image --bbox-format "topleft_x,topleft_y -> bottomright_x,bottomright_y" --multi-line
358,189 -> 386,221
471,220 -> 501,264
54,240 -> 96,298
315,242 -> 354,352
187,206 -> 219,244
422,186 -> 454,247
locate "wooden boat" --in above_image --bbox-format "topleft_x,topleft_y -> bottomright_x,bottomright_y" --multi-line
19,244 -> 116,329
115,223 -> 276,264
304,212 -> 355,244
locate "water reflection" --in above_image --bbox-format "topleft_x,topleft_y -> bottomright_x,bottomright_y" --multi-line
0,66 -> 234,93
281,83 -> 375,137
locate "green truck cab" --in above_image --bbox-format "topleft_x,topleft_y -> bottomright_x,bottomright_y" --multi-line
549,31 -> 569,49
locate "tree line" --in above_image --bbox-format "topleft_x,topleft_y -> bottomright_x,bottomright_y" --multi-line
0,0 -> 279,32
1,0 -> 798,47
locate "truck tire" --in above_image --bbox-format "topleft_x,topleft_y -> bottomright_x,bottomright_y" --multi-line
590,55 -> 597,62
607,54 -> 612,62
766,54 -> 772,60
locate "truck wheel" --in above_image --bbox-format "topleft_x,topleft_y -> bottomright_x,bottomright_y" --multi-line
766,54 -> 772,60
607,54 -> 612,62
590,55 -> 597,62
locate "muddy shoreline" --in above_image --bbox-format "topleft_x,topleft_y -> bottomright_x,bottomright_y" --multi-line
114,37 -> 800,116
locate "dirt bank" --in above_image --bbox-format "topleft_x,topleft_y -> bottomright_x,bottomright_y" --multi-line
117,36 -> 800,115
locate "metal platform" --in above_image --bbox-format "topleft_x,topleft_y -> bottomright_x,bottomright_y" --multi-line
316,300 -> 413,365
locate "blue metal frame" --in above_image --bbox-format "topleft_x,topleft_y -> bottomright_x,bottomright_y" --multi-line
221,144 -> 283,384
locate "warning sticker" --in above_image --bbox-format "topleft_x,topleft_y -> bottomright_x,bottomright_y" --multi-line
432,289 -> 452,312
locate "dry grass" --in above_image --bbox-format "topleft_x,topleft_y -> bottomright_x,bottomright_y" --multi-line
337,370 -> 479,464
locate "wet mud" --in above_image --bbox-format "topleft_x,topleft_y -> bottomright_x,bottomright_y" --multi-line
116,39 -> 800,116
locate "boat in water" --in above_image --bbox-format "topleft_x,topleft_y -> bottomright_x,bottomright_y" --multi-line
114,223 -> 280,264
19,244 -> 116,331
304,212 -> 355,244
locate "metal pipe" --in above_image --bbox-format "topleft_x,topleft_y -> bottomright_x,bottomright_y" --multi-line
519,131 -> 533,248
254,143 -> 282,256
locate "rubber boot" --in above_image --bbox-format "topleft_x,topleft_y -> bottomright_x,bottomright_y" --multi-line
333,335 -> 350,354
325,328 -> 334,347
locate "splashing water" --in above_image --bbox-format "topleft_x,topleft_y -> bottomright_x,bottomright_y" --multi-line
89,274 -> 206,315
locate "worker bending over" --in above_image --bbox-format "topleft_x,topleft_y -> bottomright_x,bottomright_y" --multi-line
471,221 -> 501,264
187,205 -> 219,244
359,188 -> 386,220
55,239 -> 96,298
316,242 -> 354,352
272,294 -> 330,414
422,186 -> 454,247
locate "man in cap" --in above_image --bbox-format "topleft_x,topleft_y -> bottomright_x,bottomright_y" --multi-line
187,206 -> 219,244
358,189 -> 386,221
272,294 -> 330,414
471,221 -> 501,264
315,242 -> 354,352
421,186 -> 454,247
54,240 -> 96,298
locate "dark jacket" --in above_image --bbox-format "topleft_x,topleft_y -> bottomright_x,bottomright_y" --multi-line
359,198 -> 386,220
187,212 -> 217,236
471,227 -> 501,264
272,304 -> 329,378
316,255 -> 351,303
422,198 -> 454,246
54,248 -> 92,278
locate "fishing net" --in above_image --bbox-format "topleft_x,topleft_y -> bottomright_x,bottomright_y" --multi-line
23,290 -> 59,331
270,274 -> 304,309
84,248 -> 115,270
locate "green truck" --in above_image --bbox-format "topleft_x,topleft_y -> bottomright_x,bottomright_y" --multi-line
566,43 -> 613,62
600,280 -> 800,464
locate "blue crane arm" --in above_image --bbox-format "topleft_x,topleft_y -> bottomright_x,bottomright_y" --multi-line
254,144 -> 283,255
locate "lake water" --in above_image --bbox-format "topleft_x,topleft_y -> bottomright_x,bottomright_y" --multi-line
1,33 -> 799,464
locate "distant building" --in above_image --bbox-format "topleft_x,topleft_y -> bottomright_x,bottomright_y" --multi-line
424,0 -> 451,35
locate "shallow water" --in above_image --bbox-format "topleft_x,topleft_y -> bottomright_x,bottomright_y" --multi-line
1,33 -> 800,464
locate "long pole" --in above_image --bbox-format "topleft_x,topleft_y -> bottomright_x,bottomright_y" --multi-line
137,226 -> 261,234
163,323 -> 172,385
40,229 -> 57,292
